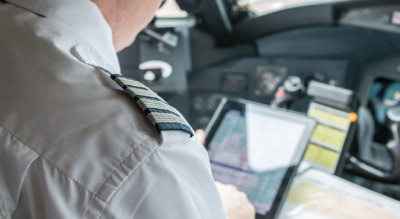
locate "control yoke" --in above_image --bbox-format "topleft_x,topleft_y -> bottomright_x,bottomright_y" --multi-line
349,106 -> 400,182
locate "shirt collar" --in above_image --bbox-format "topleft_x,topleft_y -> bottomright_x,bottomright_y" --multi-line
6,0 -> 121,74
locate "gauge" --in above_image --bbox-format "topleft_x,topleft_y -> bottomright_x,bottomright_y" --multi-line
221,73 -> 248,93
207,95 -> 223,112
190,93 -> 225,129
192,95 -> 206,112
253,66 -> 287,97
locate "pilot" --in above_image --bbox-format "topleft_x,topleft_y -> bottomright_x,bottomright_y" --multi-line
0,0 -> 255,218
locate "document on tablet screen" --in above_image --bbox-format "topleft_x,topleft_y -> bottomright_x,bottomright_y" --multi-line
208,107 -> 307,215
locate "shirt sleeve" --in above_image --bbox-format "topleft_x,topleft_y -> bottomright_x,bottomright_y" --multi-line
100,132 -> 227,219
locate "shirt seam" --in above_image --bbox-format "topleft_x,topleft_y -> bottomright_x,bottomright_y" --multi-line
98,141 -> 159,218
94,133 -> 150,193
4,0 -> 45,17
0,125 -> 107,204
98,136 -> 192,218
80,132 -> 160,217
8,2 -> 117,76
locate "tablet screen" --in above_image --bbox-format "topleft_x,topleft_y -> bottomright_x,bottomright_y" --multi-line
207,105 -> 308,216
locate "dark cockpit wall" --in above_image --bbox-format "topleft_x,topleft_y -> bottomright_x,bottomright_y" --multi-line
180,0 -> 400,126
117,0 -> 400,209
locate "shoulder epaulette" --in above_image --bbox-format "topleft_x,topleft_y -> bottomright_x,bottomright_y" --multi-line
111,74 -> 194,137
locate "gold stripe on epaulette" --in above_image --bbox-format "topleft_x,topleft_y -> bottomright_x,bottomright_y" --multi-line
115,77 -> 149,89
137,99 -> 180,115
126,87 -> 164,100
147,112 -> 187,126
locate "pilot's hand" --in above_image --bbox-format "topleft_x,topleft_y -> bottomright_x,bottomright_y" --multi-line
216,182 -> 256,219
195,130 -> 255,219
195,129 -> 207,145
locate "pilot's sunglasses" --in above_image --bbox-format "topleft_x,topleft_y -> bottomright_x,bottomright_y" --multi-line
160,0 -> 166,8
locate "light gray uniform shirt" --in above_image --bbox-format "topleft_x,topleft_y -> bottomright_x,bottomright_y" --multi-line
0,0 -> 226,218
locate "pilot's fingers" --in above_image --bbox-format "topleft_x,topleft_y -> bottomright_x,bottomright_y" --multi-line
215,182 -> 256,219
195,129 -> 206,145
216,182 -> 237,191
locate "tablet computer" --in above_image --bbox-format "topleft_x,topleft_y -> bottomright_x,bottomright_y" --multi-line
205,98 -> 316,219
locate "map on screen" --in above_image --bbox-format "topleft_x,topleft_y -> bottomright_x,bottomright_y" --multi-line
208,109 -> 296,215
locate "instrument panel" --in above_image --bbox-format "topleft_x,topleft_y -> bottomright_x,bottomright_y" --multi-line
185,57 -> 352,129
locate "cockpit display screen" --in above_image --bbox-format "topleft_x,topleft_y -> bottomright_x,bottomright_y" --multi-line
206,99 -> 316,217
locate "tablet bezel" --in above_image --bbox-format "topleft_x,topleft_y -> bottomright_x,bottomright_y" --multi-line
205,97 -> 316,219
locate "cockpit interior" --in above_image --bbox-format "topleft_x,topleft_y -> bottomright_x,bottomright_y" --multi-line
118,0 -> 400,217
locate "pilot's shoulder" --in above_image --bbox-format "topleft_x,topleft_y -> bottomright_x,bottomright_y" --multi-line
97,131 -> 216,219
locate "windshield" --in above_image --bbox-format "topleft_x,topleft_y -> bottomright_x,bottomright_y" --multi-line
236,0 -> 349,16
156,0 -> 350,20
156,0 -> 188,18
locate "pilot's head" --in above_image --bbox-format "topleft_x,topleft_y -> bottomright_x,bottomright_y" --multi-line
92,0 -> 164,52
